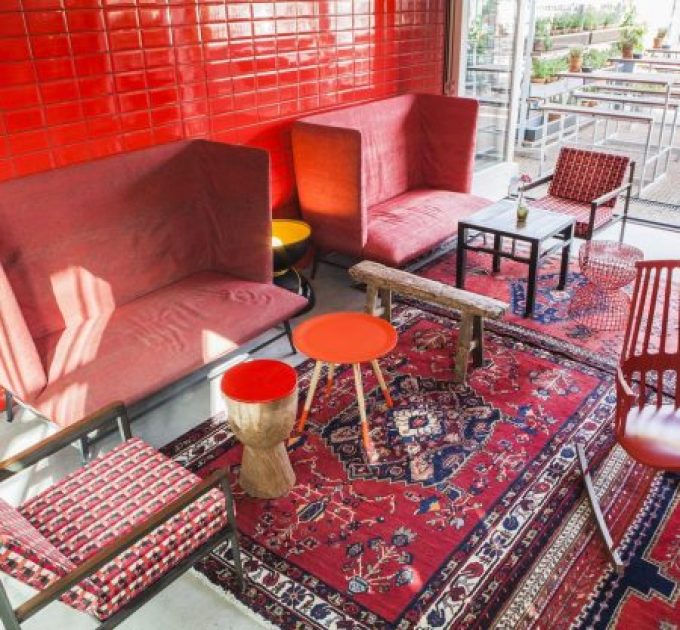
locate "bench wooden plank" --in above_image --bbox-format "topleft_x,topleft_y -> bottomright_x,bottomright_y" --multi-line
572,89 -> 680,109
538,103 -> 654,123
349,261 -> 507,319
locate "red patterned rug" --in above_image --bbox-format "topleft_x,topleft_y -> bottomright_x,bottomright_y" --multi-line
162,306 -> 680,628
413,247 -> 640,369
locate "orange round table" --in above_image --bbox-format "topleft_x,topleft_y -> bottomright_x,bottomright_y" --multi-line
293,312 -> 398,458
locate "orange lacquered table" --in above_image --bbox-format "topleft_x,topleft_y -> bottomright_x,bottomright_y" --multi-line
293,312 -> 398,457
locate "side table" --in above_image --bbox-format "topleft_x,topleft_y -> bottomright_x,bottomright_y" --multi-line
569,240 -> 644,330
221,359 -> 298,498
272,219 -> 315,313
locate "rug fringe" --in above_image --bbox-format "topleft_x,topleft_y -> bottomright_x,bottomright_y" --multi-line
188,567 -> 280,629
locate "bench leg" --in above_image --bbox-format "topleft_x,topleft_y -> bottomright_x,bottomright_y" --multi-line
365,284 -> 378,316
296,360 -> 323,434
378,288 -> 392,322
471,315 -> 484,369
454,313 -> 474,384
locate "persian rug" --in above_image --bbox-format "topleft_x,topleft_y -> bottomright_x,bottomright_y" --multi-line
412,246 -> 639,370
162,306 -> 680,628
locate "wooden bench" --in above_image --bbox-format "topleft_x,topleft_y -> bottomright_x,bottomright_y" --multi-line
348,261 -> 508,383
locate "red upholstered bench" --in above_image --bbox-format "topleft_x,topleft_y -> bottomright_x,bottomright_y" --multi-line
292,93 -> 492,268
0,140 -> 307,430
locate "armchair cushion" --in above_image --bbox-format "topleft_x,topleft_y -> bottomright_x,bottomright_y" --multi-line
531,195 -> 614,238
363,189 -> 491,266
548,147 -> 629,208
1,438 -> 228,621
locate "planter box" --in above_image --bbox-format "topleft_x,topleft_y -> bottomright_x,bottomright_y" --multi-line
551,31 -> 590,48
529,77 -> 582,99
522,112 -> 578,142
590,27 -> 621,44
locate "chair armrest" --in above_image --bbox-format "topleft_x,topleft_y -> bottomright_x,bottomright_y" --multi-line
15,467 -> 233,624
616,366 -> 637,401
0,402 -> 130,481
591,182 -> 632,208
520,172 -> 554,192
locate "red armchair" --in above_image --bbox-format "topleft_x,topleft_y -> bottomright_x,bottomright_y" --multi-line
578,259 -> 680,573
523,147 -> 634,240
292,94 -> 492,268
0,403 -> 242,629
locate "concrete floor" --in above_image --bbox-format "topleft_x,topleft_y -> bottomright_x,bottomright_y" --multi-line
1,219 -> 679,629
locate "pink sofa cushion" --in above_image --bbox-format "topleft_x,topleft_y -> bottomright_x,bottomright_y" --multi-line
363,189 -> 492,266
30,271 -> 306,427
0,140 -> 271,342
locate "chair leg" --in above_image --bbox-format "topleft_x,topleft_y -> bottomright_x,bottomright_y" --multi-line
79,435 -> 92,464
219,475 -> 245,591
117,406 -> 132,442
296,361 -> 323,434
284,320 -> 296,355
0,579 -> 21,630
326,363 -> 335,396
4,390 -> 14,423
576,443 -> 625,574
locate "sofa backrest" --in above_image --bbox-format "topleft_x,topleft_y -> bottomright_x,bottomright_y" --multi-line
0,140 -> 270,344
299,94 -> 424,209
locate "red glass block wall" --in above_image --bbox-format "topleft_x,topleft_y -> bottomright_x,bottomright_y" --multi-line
0,0 -> 445,214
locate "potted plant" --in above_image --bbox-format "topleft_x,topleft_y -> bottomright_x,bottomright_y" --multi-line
619,32 -> 635,59
654,27 -> 668,49
533,17 -> 552,52
568,46 -> 584,72
531,57 -> 548,83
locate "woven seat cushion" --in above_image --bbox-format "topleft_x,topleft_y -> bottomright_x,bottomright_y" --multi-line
2,438 -> 227,621
531,195 -> 614,238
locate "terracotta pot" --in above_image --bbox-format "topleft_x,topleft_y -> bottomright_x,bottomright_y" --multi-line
548,112 -> 561,122
621,44 -> 634,59
653,37 -> 664,49
569,58 -> 583,72
531,77 -> 547,84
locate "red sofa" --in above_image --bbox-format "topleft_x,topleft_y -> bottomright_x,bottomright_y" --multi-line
292,93 -> 492,267
0,140 -> 306,428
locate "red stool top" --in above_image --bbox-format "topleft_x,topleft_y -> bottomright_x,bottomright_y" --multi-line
293,312 -> 398,364
221,359 -> 297,404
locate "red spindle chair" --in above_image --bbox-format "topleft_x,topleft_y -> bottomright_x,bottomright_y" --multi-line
578,259 -> 680,574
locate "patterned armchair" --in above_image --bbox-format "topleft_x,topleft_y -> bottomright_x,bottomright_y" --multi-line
0,403 -> 242,629
522,148 -> 634,240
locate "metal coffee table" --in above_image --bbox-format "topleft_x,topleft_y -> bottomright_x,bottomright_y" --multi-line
456,200 -> 575,317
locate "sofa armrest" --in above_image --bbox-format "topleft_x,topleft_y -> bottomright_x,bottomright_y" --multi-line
0,264 -> 47,403
292,121 -> 365,257
418,95 -> 481,193
196,141 -> 273,284
0,402 -> 130,481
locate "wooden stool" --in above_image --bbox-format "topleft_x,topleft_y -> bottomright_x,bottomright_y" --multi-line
294,312 -> 398,460
221,359 -> 298,498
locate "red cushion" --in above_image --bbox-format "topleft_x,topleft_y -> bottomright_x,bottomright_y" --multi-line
363,189 -> 492,266
19,438 -> 228,621
548,147 -> 629,208
531,195 -> 614,238
31,271 -> 307,427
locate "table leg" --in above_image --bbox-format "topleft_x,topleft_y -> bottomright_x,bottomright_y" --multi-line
326,363 -> 335,396
492,233 -> 501,273
370,360 -> 393,407
296,360 -> 323,433
456,226 -> 467,289
525,241 -> 539,317
558,225 -> 572,291
352,363 -> 374,458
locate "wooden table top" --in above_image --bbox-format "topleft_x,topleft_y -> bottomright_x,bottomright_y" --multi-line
461,199 -> 575,241
558,70 -> 680,85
